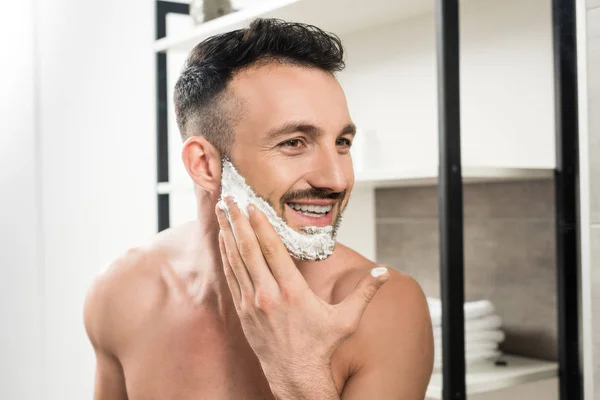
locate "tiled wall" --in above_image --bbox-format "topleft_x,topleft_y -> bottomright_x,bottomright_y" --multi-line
593,228 -> 600,400
374,180 -> 557,360
587,2 -> 600,397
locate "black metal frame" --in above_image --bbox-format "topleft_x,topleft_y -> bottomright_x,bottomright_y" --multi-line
155,1 -> 583,398
436,0 -> 466,399
551,0 -> 582,398
435,0 -> 582,399
156,1 -> 190,232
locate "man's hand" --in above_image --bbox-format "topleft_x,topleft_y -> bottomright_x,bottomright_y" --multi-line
215,197 -> 390,399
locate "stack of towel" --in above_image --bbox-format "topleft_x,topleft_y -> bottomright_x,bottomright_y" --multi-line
427,298 -> 505,369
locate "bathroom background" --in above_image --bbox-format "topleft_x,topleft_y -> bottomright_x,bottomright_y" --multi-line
0,0 -> 597,399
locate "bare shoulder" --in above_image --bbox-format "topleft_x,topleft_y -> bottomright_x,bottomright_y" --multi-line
357,266 -> 432,338
331,245 -> 429,314
331,249 -> 434,397
333,258 -> 431,338
83,242 -> 167,357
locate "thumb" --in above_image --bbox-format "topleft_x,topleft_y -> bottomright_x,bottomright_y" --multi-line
338,266 -> 390,328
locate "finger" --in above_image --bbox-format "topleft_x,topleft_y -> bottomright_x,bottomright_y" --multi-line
247,204 -> 307,290
338,266 -> 390,329
223,198 -> 279,290
215,204 -> 254,297
218,231 -> 242,306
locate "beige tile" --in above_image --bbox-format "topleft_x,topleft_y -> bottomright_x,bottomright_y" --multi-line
376,220 -> 441,296
590,96 -> 600,223
589,9 -> 600,104
590,7 -> 600,40
593,225 -> 600,313
375,180 -> 554,220
463,180 -> 554,219
596,361 -> 600,400
375,186 -> 438,219
588,12 -> 600,221
595,324 -> 600,398
376,219 -> 557,360
464,220 -> 557,360
591,226 -> 600,395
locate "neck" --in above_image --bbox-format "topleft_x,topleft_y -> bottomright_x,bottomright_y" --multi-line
292,244 -> 347,294
186,191 -> 236,319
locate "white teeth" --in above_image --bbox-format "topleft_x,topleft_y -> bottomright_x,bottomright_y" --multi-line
288,203 -> 333,214
301,211 -> 326,218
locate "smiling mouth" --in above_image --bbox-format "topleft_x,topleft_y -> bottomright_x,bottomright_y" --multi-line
286,202 -> 334,218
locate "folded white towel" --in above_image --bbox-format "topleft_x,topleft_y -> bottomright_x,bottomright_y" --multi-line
428,298 -> 496,326
433,329 -> 506,344
432,315 -> 503,337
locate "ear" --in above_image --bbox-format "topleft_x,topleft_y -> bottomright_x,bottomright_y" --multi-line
181,136 -> 222,193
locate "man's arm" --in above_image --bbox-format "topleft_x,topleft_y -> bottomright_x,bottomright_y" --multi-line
215,200 -> 391,400
262,364 -> 339,400
84,263 -> 130,400
262,272 -> 433,400
340,272 -> 434,399
90,349 -> 129,400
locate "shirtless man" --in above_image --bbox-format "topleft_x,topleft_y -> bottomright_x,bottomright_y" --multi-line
84,18 -> 434,399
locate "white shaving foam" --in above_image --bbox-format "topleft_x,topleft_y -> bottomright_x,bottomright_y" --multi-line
217,159 -> 336,261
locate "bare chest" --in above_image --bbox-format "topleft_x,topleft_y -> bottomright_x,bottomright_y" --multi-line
121,312 -> 275,400
120,310 -> 350,400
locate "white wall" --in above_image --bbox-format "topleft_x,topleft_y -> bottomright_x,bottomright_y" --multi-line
578,0 -> 597,398
1,1 -> 158,397
35,0 -> 157,398
0,1 -> 43,398
167,13 -> 199,226
166,0 -> 556,192
338,0 -> 555,171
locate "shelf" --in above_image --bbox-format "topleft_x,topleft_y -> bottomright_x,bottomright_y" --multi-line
155,0 -> 439,53
157,167 -> 553,194
425,355 -> 558,399
354,166 -> 553,188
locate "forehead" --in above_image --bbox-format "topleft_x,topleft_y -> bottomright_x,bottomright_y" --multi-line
227,63 -> 351,141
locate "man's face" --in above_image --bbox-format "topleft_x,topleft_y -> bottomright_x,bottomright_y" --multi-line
227,63 -> 355,236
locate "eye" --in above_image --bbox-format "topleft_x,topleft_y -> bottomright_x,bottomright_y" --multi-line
336,137 -> 352,148
279,138 -> 305,148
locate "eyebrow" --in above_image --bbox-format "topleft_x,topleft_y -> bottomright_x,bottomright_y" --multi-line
264,121 -> 357,142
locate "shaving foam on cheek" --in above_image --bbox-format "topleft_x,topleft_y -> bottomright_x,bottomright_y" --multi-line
217,159 -> 336,261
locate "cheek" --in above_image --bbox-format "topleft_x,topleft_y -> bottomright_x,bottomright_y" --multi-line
234,152 -> 310,205
343,157 -> 355,189
346,161 -> 355,183
245,166 -> 297,208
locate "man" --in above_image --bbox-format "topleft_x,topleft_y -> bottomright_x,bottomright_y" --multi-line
84,18 -> 434,399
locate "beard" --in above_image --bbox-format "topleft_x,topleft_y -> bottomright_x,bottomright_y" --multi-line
216,158 -> 347,261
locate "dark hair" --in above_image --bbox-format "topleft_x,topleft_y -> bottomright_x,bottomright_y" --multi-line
173,18 -> 346,153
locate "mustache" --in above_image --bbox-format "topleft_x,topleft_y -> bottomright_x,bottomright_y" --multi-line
280,188 -> 346,204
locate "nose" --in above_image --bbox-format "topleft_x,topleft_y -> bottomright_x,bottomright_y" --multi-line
307,145 -> 348,194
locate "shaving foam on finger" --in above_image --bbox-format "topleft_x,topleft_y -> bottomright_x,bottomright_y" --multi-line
217,159 -> 336,261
